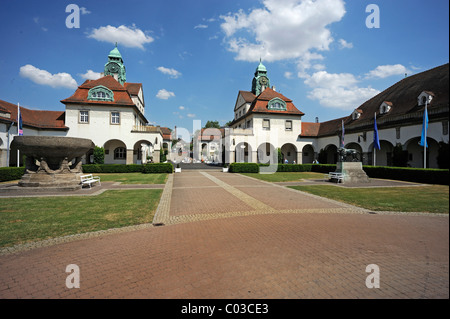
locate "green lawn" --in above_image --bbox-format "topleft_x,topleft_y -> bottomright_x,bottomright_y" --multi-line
242,172 -> 324,182
96,173 -> 168,184
0,189 -> 162,248
289,185 -> 449,214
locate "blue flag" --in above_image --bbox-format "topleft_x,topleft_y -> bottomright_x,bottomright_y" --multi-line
373,113 -> 380,150
419,104 -> 428,148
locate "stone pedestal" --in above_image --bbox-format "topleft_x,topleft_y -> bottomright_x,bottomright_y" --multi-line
335,162 -> 370,183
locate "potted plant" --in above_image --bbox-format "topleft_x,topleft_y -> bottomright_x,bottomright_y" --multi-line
222,163 -> 229,173
175,163 -> 181,173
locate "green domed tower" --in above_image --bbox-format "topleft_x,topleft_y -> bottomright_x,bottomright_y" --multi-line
251,60 -> 270,95
104,43 -> 126,85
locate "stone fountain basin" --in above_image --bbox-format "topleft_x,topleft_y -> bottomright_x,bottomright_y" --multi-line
11,136 -> 94,190
12,136 -> 94,168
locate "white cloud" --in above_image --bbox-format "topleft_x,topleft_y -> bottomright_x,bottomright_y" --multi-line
194,24 -> 208,29
220,0 -> 346,62
87,24 -> 154,50
156,89 -> 175,100
80,7 -> 91,15
284,71 -> 294,79
179,106 -> 185,110
157,66 -> 182,79
79,70 -> 102,80
19,64 -> 78,89
338,39 -> 353,49
187,113 -> 196,118
365,64 -> 409,79
304,70 -> 380,109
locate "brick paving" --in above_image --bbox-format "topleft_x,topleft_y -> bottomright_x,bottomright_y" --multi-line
0,170 -> 448,299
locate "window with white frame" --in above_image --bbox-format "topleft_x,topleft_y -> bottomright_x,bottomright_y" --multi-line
285,120 -> 292,131
262,119 -> 270,130
79,110 -> 89,123
111,112 -> 120,124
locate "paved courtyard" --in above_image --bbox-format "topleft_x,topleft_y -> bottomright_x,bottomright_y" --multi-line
0,170 -> 448,299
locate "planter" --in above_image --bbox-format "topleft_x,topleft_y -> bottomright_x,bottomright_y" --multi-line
222,167 -> 229,173
175,167 -> 182,173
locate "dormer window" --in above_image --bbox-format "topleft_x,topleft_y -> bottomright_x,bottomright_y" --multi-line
418,91 -> 434,106
88,85 -> 114,102
267,97 -> 287,111
351,109 -> 362,120
380,101 -> 392,114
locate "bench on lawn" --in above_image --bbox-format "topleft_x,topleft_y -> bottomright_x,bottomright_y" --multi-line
324,172 -> 346,183
80,174 -> 101,188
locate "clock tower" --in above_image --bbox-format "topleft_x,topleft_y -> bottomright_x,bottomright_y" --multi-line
251,60 -> 270,96
104,43 -> 126,85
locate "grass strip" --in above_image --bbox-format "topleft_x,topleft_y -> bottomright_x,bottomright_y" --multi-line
0,189 -> 162,248
289,185 -> 449,214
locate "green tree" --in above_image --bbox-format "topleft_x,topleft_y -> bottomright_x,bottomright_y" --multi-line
204,120 -> 221,129
277,148 -> 283,164
93,146 -> 105,164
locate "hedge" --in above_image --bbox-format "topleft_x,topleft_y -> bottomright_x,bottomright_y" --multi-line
0,167 -> 25,182
81,163 -> 173,174
362,166 -> 448,185
142,163 -> 174,174
231,163 -> 448,185
229,163 -> 259,173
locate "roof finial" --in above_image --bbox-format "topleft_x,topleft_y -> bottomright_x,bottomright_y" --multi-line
115,42 -> 118,48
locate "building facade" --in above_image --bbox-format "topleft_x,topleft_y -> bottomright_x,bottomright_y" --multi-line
1,45 -> 167,166
1,50 -> 448,169
221,62 -> 449,168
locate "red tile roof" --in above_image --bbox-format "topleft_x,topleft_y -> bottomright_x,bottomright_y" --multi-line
249,88 -> 305,116
0,99 -> 68,130
61,76 -> 136,107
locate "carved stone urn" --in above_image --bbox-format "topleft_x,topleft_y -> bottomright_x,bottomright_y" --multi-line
11,136 -> 94,189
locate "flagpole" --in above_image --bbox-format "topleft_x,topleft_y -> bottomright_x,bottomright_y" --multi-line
424,100 -> 427,169
373,112 -> 376,166
17,103 -> 20,167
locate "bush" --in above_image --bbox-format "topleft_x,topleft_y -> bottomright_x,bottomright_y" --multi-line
142,163 -> 174,174
93,146 -> 105,164
229,163 -> 259,173
362,165 -> 449,185
82,164 -> 143,173
0,167 -> 25,182
276,164 -> 313,172
81,163 -> 173,174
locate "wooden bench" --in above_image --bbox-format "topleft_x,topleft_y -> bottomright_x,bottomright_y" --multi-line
80,174 -> 101,188
325,172 -> 346,183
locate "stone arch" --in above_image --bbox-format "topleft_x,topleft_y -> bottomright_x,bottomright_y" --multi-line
369,140 -> 394,166
302,144 -> 315,164
321,144 -> 338,164
133,140 -> 153,164
235,142 -> 252,163
257,142 -> 276,164
404,136 -> 440,168
104,139 -> 127,164
281,143 -> 297,164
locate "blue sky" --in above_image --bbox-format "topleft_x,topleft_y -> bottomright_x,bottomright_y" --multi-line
0,0 -> 448,132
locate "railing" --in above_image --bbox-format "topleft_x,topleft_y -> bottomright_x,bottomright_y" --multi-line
132,125 -> 161,133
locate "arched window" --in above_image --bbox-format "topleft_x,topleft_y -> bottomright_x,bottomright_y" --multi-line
88,85 -> 114,102
114,147 -> 126,160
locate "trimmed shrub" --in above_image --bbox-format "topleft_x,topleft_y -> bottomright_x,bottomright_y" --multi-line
0,167 -> 25,182
82,164 -> 143,173
229,163 -> 259,173
81,163 -> 173,174
93,146 -> 105,164
142,163 -> 174,174
276,164 -> 313,172
311,164 -> 337,173
362,166 -> 449,185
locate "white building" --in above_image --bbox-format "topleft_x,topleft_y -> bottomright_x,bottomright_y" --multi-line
1,45 -> 168,166
221,62 -> 449,168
